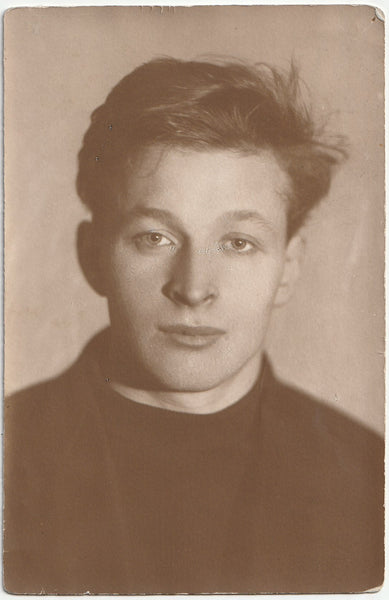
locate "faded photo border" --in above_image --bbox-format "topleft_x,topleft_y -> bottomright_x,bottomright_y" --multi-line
1,0 -> 387,598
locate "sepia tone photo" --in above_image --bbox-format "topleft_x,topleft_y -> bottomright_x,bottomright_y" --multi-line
3,5 -> 384,594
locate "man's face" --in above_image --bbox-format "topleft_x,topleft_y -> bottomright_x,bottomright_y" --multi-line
99,146 -> 297,392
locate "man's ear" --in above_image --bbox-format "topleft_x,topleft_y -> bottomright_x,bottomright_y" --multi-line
274,234 -> 305,307
77,221 -> 107,297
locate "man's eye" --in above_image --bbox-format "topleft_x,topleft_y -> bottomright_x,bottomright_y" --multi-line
137,231 -> 175,248
222,238 -> 255,253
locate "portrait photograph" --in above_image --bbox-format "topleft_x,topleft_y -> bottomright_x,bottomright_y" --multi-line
3,4 -> 385,595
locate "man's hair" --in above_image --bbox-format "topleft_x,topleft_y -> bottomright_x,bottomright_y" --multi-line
77,57 -> 346,237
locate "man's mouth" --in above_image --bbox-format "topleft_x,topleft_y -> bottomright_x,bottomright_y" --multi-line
158,324 -> 226,348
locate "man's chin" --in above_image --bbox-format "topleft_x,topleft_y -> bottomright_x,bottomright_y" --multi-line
112,363 -> 225,393
146,363 -> 238,393
154,376 -> 224,394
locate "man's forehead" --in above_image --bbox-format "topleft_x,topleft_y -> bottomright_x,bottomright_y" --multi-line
116,146 -> 290,239
125,144 -> 291,199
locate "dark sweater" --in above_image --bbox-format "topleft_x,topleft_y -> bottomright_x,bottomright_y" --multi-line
4,331 -> 384,594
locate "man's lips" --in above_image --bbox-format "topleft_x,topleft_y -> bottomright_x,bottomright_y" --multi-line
159,325 -> 226,336
158,324 -> 226,348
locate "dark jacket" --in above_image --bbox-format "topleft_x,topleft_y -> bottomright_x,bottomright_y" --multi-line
3,331 -> 384,594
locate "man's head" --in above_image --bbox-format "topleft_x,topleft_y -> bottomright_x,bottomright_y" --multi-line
76,57 -> 345,393
77,57 -> 344,238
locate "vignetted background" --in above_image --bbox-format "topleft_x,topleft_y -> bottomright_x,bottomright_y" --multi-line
5,5 -> 384,433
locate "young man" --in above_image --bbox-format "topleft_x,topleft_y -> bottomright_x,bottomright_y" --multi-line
4,58 -> 384,594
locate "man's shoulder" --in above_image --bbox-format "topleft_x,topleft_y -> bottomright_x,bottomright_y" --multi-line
7,370 -> 73,403
264,360 -> 382,441
5,345 -> 98,444
7,364 -> 81,409
262,361 -> 383,488
256,362 -> 384,592
4,338 -> 109,494
5,330 -> 107,412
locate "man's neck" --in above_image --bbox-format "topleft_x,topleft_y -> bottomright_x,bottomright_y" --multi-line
108,354 -> 263,415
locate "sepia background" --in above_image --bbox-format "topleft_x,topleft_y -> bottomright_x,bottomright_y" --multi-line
4,6 -> 384,434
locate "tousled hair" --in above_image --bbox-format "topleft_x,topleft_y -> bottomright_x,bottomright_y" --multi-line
77,57 -> 346,237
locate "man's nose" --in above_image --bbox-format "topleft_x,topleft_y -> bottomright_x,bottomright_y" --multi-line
162,245 -> 219,307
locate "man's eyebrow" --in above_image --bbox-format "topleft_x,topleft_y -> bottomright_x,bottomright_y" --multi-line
219,210 -> 277,233
124,206 -> 183,230
123,207 -> 277,234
